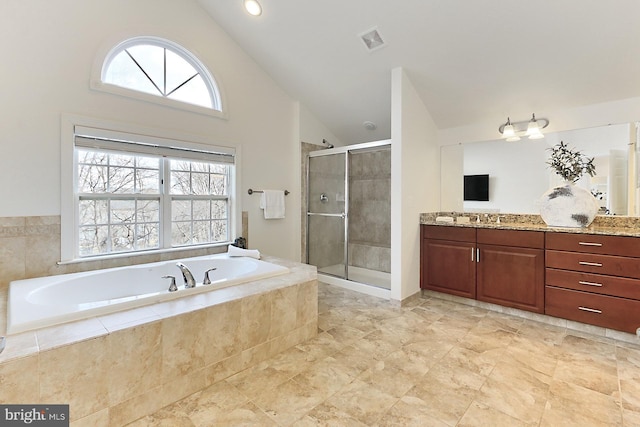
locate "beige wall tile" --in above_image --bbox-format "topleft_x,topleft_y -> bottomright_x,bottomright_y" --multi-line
297,280 -> 318,328
240,293 -> 272,350
107,322 -> 162,405
25,231 -> 61,278
0,355 -> 39,403
270,285 -> 298,339
203,300 -> 242,366
161,367 -> 207,407
0,236 -> 26,290
108,385 -> 164,427
39,336 -> 110,421
161,309 -> 207,383
205,353 -> 243,386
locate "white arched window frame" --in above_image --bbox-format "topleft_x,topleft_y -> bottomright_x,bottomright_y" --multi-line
91,36 -> 226,118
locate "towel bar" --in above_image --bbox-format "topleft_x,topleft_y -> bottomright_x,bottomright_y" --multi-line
248,189 -> 290,195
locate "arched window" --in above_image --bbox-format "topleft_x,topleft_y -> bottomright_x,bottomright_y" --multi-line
102,37 -> 222,112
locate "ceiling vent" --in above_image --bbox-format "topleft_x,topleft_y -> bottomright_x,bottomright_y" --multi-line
358,27 -> 387,52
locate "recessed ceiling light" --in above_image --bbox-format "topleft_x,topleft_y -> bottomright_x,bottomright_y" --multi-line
243,0 -> 262,16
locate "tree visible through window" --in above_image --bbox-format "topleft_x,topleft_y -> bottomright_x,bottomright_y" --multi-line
103,38 -> 221,111
76,146 -> 231,257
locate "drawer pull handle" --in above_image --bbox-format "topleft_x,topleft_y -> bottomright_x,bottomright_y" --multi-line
471,247 -> 474,262
578,280 -> 603,287
579,261 -> 603,267
578,306 -> 602,314
579,242 -> 603,247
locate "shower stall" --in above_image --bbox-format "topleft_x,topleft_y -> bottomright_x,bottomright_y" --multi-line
306,140 -> 391,291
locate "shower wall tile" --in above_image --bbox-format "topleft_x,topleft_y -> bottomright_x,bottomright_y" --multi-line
108,386 -> 163,427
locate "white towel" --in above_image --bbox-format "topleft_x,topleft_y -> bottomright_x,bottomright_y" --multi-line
259,190 -> 286,219
228,245 -> 261,259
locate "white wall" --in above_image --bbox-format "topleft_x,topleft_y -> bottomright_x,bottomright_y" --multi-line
299,104 -> 343,147
0,0 -> 303,260
439,97 -> 640,147
390,68 -> 440,302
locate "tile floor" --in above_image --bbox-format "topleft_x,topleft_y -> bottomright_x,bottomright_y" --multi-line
127,283 -> 640,426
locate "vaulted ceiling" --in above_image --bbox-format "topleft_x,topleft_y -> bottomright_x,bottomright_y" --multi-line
199,0 -> 640,144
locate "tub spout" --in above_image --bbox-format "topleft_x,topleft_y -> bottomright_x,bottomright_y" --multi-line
176,262 -> 196,288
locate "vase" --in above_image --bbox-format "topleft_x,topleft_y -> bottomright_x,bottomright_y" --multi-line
539,182 -> 599,228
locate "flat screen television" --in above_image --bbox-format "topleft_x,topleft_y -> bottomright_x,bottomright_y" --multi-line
464,174 -> 489,201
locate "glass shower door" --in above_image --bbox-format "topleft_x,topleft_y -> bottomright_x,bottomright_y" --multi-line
307,152 -> 347,279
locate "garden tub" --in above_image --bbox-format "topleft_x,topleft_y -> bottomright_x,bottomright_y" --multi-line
7,253 -> 289,334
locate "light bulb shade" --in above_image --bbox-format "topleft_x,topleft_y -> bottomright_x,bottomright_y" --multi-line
527,126 -> 544,139
506,135 -> 521,142
502,124 -> 516,138
525,120 -> 540,136
243,0 -> 262,16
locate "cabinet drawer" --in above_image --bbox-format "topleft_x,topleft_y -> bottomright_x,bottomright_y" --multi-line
477,228 -> 544,249
422,225 -> 476,243
546,232 -> 640,257
546,250 -> 640,279
546,268 -> 640,300
546,286 -> 640,334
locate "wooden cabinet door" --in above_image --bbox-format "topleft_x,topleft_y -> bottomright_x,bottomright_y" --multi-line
477,244 -> 545,313
423,239 -> 476,299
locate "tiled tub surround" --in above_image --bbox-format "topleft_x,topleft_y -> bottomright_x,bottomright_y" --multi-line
0,256 -> 317,426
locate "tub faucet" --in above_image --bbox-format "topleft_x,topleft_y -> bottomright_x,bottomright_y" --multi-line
203,268 -> 217,285
176,262 -> 196,288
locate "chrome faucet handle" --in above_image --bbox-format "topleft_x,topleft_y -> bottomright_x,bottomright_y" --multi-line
163,275 -> 178,292
203,268 -> 217,285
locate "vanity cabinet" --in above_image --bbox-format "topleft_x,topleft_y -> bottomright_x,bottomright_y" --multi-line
545,232 -> 640,334
476,229 -> 545,313
421,226 -> 544,312
421,225 -> 476,299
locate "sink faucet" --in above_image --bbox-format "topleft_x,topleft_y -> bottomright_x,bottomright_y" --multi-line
176,262 -> 196,288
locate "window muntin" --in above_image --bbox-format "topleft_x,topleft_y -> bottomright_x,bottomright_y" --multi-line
169,160 -> 230,247
77,148 -> 162,256
74,142 -> 232,258
102,38 -> 221,111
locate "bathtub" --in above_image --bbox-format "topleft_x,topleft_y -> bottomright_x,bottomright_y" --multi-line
7,253 -> 289,335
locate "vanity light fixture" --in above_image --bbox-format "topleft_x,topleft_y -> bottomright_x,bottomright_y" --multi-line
501,117 -> 520,142
243,0 -> 262,16
499,113 -> 549,141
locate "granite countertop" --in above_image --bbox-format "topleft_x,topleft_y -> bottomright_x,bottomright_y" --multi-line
420,212 -> 640,238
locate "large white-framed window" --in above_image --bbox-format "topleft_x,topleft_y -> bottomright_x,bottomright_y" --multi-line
63,123 -> 235,261
92,36 -> 225,118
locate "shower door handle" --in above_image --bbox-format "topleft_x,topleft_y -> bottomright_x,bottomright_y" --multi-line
307,212 -> 347,218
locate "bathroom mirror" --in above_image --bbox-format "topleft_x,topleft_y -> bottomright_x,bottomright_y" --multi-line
440,122 -> 640,216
